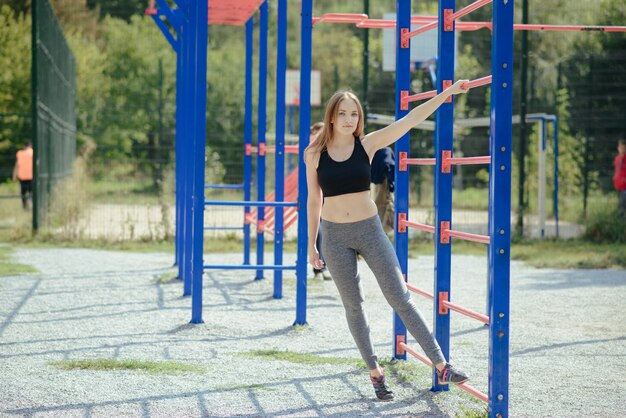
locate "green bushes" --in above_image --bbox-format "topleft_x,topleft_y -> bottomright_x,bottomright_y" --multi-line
583,207 -> 626,244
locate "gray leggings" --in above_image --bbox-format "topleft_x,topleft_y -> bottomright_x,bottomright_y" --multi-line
321,215 -> 446,370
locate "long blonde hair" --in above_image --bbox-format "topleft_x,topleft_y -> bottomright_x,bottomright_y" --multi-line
306,91 -> 364,157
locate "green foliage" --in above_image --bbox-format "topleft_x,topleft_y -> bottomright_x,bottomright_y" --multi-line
583,206 -> 626,244
0,245 -> 38,276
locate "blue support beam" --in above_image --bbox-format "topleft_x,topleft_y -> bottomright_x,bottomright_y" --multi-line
190,0 -> 208,324
432,0 -> 456,393
295,0 -> 313,326
182,2 -> 193,298
273,0 -> 288,299
243,18 -> 253,265
255,1 -> 268,281
488,0 -> 514,414
392,0 -> 411,363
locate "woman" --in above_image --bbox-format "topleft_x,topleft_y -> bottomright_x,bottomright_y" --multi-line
304,81 -> 469,401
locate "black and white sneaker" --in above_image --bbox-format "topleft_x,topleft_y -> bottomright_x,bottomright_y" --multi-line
437,363 -> 469,385
370,373 -> 394,401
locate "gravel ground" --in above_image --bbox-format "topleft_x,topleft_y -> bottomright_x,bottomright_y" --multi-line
0,248 -> 625,417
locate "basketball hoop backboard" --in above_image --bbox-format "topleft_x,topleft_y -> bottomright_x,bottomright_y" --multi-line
286,69 -> 321,106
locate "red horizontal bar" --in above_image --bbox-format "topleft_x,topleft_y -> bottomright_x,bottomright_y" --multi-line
443,228 -> 491,244
403,75 -> 490,106
461,75 -> 492,90
449,0 -> 493,22
405,283 -> 434,300
402,220 -> 436,234
404,158 -> 437,166
441,300 -> 490,324
401,343 -> 487,402
447,156 -> 491,165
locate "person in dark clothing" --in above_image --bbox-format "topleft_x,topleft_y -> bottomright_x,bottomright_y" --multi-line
371,147 -> 395,234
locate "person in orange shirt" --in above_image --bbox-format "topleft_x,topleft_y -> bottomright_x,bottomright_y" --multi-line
12,141 -> 33,209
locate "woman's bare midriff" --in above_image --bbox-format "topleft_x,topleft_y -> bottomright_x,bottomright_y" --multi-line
320,190 -> 378,223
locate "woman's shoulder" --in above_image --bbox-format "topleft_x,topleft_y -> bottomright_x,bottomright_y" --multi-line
304,146 -> 322,167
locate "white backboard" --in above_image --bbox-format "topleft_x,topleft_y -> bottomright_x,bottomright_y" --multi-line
285,69 -> 322,106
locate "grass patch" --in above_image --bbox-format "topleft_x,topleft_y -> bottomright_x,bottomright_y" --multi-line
455,405 -> 489,418
375,358 -> 431,384
49,358 -> 204,375
240,349 -> 358,366
511,239 -> 626,269
0,246 -> 37,276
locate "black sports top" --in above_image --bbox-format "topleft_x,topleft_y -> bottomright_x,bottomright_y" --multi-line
317,138 -> 371,197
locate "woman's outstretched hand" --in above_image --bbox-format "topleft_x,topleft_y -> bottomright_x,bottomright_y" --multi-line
309,247 -> 325,270
449,79 -> 470,95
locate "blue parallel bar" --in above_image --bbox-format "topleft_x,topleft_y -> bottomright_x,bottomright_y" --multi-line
180,0 -> 193,298
243,18 -> 253,265
203,226 -> 244,231
488,0 -> 513,415
173,7 -> 183,275
204,264 -> 297,271
295,0 -> 312,326
273,0 -> 288,299
190,0 -> 208,324
432,0 -> 455,393
255,1 -> 268,281
205,184 -> 244,190
204,200 -> 297,207
392,0 -> 410,363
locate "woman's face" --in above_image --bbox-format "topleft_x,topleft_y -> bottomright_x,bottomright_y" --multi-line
332,99 -> 359,137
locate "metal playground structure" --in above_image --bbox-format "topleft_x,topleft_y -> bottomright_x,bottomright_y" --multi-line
145,1 -> 626,416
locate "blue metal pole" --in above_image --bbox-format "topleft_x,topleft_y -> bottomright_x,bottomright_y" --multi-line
273,0 -> 287,299
190,0 -> 208,324
552,117 -> 559,237
432,0 -> 456,393
243,18 -> 253,265
392,0 -> 410,363
174,10 -> 184,276
488,0 -> 513,414
255,1 -> 268,281
288,105 -> 295,172
181,3 -> 193,298
541,118 -> 547,239
295,0 -> 312,326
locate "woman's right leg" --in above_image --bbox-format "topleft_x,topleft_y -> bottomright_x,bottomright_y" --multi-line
321,221 -> 378,371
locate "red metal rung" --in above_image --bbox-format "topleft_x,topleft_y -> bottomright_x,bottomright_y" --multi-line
443,80 -> 453,102
399,152 -> 408,171
396,335 -> 406,355
439,291 -> 449,315
441,150 -> 452,173
245,144 -> 252,156
400,91 -> 409,110
444,9 -> 454,32
257,219 -> 265,233
145,8 -> 157,16
398,213 -> 407,233
440,221 -> 450,244
259,143 -> 266,156
401,28 -> 410,48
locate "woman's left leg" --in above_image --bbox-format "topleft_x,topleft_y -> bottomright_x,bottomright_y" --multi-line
355,216 -> 447,367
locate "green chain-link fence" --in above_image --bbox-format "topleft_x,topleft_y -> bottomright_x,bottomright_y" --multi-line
31,0 -> 76,230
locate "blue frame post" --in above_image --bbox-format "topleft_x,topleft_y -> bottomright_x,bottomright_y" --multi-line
273,0 -> 287,298
255,1 -> 268,280
190,0 -> 208,324
551,116 -> 559,237
295,0 -> 313,326
432,0 -> 456,392
243,18 -> 254,265
182,3 -> 194,297
488,0 -> 513,415
392,0 -> 411,362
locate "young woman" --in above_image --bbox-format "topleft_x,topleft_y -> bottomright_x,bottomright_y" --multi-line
304,81 -> 470,401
